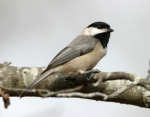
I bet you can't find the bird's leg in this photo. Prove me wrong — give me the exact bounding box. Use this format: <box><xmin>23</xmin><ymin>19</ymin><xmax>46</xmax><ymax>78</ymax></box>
<box><xmin>79</xmin><ymin>69</ymin><xmax>100</xmax><ymax>81</ymax></box>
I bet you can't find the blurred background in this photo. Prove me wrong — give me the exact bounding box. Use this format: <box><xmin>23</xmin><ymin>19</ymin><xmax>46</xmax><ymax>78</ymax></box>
<box><xmin>0</xmin><ymin>0</ymin><xmax>150</xmax><ymax>117</ymax></box>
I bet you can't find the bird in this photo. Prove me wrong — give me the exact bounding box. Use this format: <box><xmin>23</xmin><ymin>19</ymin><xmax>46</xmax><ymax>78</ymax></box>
<box><xmin>20</xmin><ymin>21</ymin><xmax>114</xmax><ymax>97</ymax></box>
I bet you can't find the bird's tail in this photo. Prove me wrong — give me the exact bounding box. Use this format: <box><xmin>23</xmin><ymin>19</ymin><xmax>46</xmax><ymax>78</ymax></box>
<box><xmin>19</xmin><ymin>70</ymin><xmax>53</xmax><ymax>98</ymax></box>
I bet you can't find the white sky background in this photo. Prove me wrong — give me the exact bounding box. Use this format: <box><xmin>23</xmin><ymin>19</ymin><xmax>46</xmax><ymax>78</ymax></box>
<box><xmin>0</xmin><ymin>0</ymin><xmax>150</xmax><ymax>116</ymax></box>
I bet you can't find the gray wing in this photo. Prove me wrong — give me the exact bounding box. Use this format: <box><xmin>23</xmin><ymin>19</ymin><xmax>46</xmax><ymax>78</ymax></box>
<box><xmin>41</xmin><ymin>35</ymin><xmax>97</xmax><ymax>74</ymax></box>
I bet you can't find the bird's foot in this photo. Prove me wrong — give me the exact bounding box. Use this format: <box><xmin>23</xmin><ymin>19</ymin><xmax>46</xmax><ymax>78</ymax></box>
<box><xmin>80</xmin><ymin>69</ymin><xmax>101</xmax><ymax>81</ymax></box>
<box><xmin>65</xmin><ymin>69</ymin><xmax>100</xmax><ymax>85</ymax></box>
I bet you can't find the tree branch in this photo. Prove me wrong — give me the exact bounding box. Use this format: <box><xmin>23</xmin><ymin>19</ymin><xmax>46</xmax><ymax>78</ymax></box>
<box><xmin>0</xmin><ymin>62</ymin><xmax>150</xmax><ymax>108</ymax></box>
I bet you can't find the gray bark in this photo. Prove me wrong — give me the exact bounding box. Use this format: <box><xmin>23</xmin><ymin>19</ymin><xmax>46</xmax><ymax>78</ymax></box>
<box><xmin>0</xmin><ymin>62</ymin><xmax>150</xmax><ymax>108</ymax></box>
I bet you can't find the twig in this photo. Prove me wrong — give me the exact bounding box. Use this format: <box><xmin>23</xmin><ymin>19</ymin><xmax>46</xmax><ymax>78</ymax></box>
<box><xmin>0</xmin><ymin>88</ymin><xmax>10</xmax><ymax>108</ymax></box>
<box><xmin>146</xmin><ymin>60</ymin><xmax>150</xmax><ymax>80</ymax></box>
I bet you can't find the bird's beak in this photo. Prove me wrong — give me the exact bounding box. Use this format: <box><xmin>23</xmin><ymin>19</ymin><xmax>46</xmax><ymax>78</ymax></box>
<box><xmin>107</xmin><ymin>28</ymin><xmax>114</xmax><ymax>33</ymax></box>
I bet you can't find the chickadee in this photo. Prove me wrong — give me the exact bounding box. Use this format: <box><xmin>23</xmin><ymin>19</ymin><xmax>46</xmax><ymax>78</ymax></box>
<box><xmin>20</xmin><ymin>22</ymin><xmax>114</xmax><ymax>97</ymax></box>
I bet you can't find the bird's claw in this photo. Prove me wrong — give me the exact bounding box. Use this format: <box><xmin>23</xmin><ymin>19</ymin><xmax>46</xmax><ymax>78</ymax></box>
<box><xmin>83</xmin><ymin>69</ymin><xmax>100</xmax><ymax>81</ymax></box>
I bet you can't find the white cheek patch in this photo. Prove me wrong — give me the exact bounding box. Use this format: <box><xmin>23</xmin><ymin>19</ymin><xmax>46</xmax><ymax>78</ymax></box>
<box><xmin>82</xmin><ymin>27</ymin><xmax>107</xmax><ymax>36</ymax></box>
